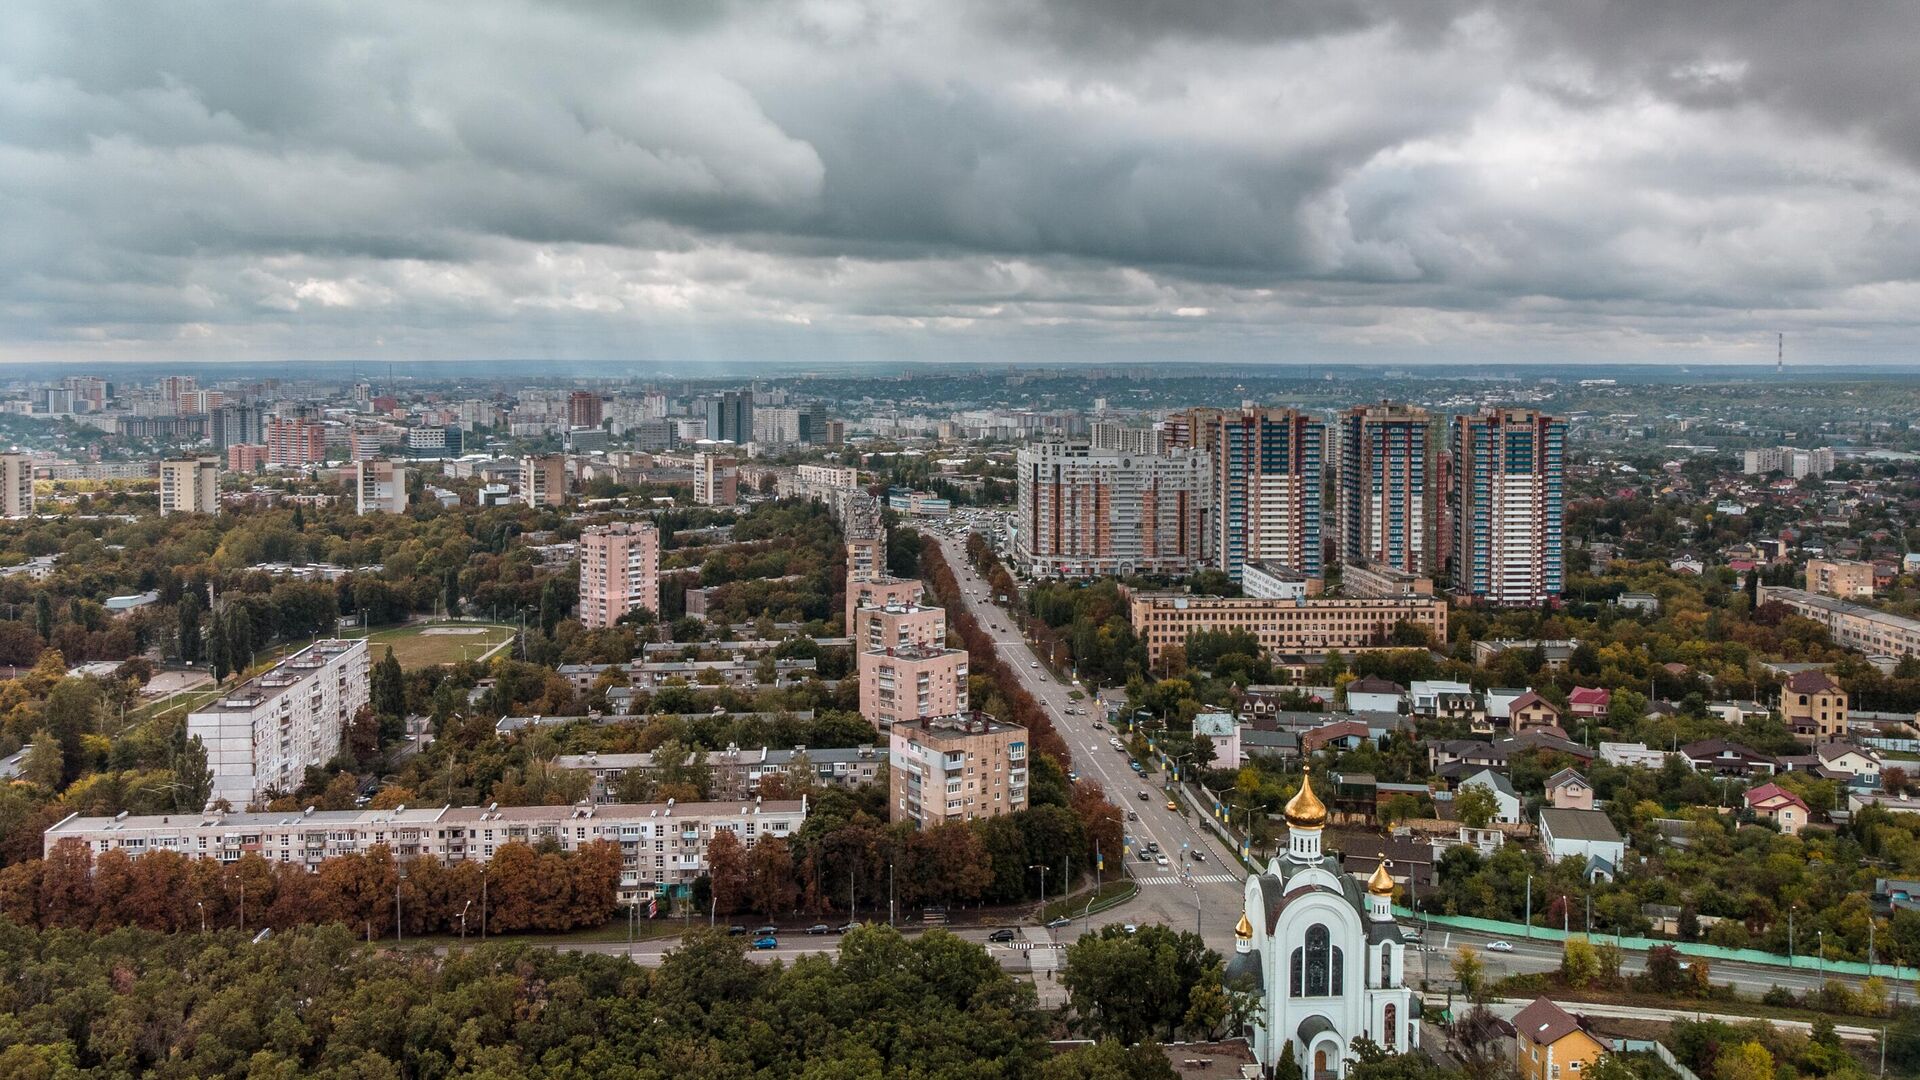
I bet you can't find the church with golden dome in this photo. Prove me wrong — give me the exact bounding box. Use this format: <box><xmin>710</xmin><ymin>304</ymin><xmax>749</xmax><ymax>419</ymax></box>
<box><xmin>1223</xmin><ymin>776</ymin><xmax>1419</xmax><ymax>1076</ymax></box>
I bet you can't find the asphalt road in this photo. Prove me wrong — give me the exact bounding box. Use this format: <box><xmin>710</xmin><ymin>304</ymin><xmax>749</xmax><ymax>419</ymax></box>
<box><xmin>929</xmin><ymin>530</ymin><xmax>1249</xmax><ymax>955</ymax></box>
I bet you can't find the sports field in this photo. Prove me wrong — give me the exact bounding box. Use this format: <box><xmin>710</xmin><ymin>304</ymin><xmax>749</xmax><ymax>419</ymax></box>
<box><xmin>356</xmin><ymin>623</ymin><xmax>518</xmax><ymax>668</ymax></box>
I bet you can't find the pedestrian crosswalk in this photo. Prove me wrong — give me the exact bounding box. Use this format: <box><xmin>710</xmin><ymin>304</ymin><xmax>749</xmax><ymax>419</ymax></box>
<box><xmin>1136</xmin><ymin>873</ymin><xmax>1238</xmax><ymax>886</ymax></box>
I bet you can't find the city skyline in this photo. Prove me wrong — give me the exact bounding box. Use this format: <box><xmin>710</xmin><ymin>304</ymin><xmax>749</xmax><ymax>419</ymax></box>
<box><xmin>9</xmin><ymin>3</ymin><xmax>1920</xmax><ymax>366</ymax></box>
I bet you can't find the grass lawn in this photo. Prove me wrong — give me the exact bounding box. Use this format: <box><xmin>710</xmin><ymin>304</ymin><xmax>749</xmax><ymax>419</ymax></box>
<box><xmin>1041</xmin><ymin>880</ymin><xmax>1138</xmax><ymax>923</ymax></box>
<box><xmin>409</xmin><ymin>917</ymin><xmax>687</xmax><ymax>948</ymax></box>
<box><xmin>353</xmin><ymin>623</ymin><xmax>518</xmax><ymax>668</ymax></box>
<box><xmin>130</xmin><ymin>686</ymin><xmax>224</xmax><ymax>726</ymax></box>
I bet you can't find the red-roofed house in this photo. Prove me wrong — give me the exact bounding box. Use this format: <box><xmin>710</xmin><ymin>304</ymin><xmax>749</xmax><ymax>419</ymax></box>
<box><xmin>1746</xmin><ymin>782</ymin><xmax>1810</xmax><ymax>836</ymax></box>
<box><xmin>1567</xmin><ymin>687</ymin><xmax>1610</xmax><ymax>721</ymax></box>
<box><xmin>1512</xmin><ymin>997</ymin><xmax>1608</xmax><ymax>1080</ymax></box>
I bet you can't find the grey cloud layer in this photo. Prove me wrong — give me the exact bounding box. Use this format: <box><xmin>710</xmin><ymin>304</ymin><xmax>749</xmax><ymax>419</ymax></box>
<box><xmin>3</xmin><ymin>0</ymin><xmax>1919</xmax><ymax>362</ymax></box>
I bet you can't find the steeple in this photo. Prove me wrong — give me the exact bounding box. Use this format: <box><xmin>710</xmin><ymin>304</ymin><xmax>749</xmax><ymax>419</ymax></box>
<box><xmin>1285</xmin><ymin>776</ymin><xmax>1327</xmax><ymax>863</ymax></box>
<box><xmin>1366</xmin><ymin>860</ymin><xmax>1394</xmax><ymax>922</ymax></box>
<box><xmin>1234</xmin><ymin>911</ymin><xmax>1253</xmax><ymax>954</ymax></box>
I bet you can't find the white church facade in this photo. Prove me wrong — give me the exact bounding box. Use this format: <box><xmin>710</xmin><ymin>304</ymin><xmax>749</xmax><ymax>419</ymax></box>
<box><xmin>1225</xmin><ymin>777</ymin><xmax>1419</xmax><ymax>1076</ymax></box>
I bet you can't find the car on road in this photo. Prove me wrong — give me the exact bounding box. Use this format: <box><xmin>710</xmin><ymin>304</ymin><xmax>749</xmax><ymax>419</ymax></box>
<box><xmin>1155</xmin><ymin>855</ymin><xmax>1170</xmax><ymax>866</ymax></box>
<box><xmin>752</xmin><ymin>936</ymin><xmax>778</xmax><ymax>950</ymax></box>
<box><xmin>1137</xmin><ymin>850</ymin><xmax>1154</xmax><ymax>862</ymax></box>
<box><xmin>1137</xmin><ymin>790</ymin><xmax>1150</xmax><ymax>800</ymax></box>
<box><xmin>1191</xmin><ymin>850</ymin><xmax>1206</xmax><ymax>862</ymax></box>
<box><xmin>1126</xmin><ymin>810</ymin><xmax>1137</xmax><ymax>820</ymax></box>
<box><xmin>1046</xmin><ymin>917</ymin><xmax>1071</xmax><ymax>929</ymax></box>
<box><xmin>1145</xmin><ymin>842</ymin><xmax>1159</xmax><ymax>853</ymax></box>
<box><xmin>1129</xmin><ymin>761</ymin><xmax>1143</xmax><ymax>772</ymax></box>
<box><xmin>726</xmin><ymin>925</ymin><xmax>748</xmax><ymax>935</ymax></box>
<box><xmin>1029</xmin><ymin>661</ymin><xmax>1039</xmax><ymax>669</ymax></box>
<box><xmin>756</xmin><ymin>925</ymin><xmax>777</xmax><ymax>937</ymax></box>
<box><xmin>834</xmin><ymin>923</ymin><xmax>857</xmax><ymax>933</ymax></box>
<box><xmin>1487</xmin><ymin>940</ymin><xmax>1513</xmax><ymax>952</ymax></box>
<box><xmin>1122</xmin><ymin>924</ymin><xmax>1138</xmax><ymax>934</ymax></box>
<box><xmin>987</xmin><ymin>929</ymin><xmax>1017</xmax><ymax>943</ymax></box>
<box><xmin>1067</xmin><ymin>770</ymin><xmax>1079</xmax><ymax>781</ymax></box>
<box><xmin>805</xmin><ymin>924</ymin><xmax>831</xmax><ymax>934</ymax></box>
<box><xmin>1165</xmin><ymin>800</ymin><xmax>1178</xmax><ymax>811</ymax></box>
<box><xmin>1091</xmin><ymin>720</ymin><xmax>1103</xmax><ymax>730</ymax></box>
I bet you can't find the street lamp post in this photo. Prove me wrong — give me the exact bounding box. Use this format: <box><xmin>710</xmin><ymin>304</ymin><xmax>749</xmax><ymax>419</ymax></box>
<box><xmin>197</xmin><ymin>900</ymin><xmax>205</xmax><ymax>934</ymax></box>
<box><xmin>1030</xmin><ymin>864</ymin><xmax>1050</xmax><ymax>923</ymax></box>
<box><xmin>460</xmin><ymin>900</ymin><xmax>472</xmax><ymax>942</ymax></box>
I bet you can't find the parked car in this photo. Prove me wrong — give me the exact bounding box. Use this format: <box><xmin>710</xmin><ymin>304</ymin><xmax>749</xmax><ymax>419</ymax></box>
<box><xmin>805</xmin><ymin>924</ymin><xmax>831</xmax><ymax>935</ymax></box>
<box><xmin>1067</xmin><ymin>771</ymin><xmax>1079</xmax><ymax>781</ymax></box>
<box><xmin>1487</xmin><ymin>940</ymin><xmax>1513</xmax><ymax>952</ymax></box>
<box><xmin>1047</xmin><ymin>917</ymin><xmax>1071</xmax><ymax>929</ymax></box>
<box><xmin>987</xmin><ymin>928</ymin><xmax>1016</xmax><ymax>943</ymax></box>
<box><xmin>1122</xmin><ymin>924</ymin><xmax>1138</xmax><ymax>934</ymax></box>
<box><xmin>726</xmin><ymin>925</ymin><xmax>748</xmax><ymax>935</ymax></box>
<box><xmin>834</xmin><ymin>923</ymin><xmax>856</xmax><ymax>933</ymax></box>
<box><xmin>752</xmin><ymin>936</ymin><xmax>778</xmax><ymax>950</ymax></box>
<box><xmin>756</xmin><ymin>925</ymin><xmax>777</xmax><ymax>937</ymax></box>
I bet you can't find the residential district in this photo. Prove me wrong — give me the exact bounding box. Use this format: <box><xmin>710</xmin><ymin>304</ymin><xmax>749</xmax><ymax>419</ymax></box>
<box><xmin>5</xmin><ymin>365</ymin><xmax>1920</xmax><ymax>1078</ymax></box>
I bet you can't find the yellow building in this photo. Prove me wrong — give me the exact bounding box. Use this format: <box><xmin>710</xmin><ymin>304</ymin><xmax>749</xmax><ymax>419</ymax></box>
<box><xmin>1781</xmin><ymin>670</ymin><xmax>1848</xmax><ymax>742</ymax></box>
<box><xmin>1512</xmin><ymin>997</ymin><xmax>1607</xmax><ymax>1080</ymax></box>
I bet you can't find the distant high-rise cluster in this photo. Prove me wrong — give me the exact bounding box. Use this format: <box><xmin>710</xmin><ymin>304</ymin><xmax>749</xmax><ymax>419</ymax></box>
<box><xmin>1014</xmin><ymin>400</ymin><xmax>1566</xmax><ymax>606</ymax></box>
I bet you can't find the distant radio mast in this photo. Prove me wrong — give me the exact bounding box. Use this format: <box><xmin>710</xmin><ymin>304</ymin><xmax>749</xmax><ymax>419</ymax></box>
<box><xmin>1777</xmin><ymin>332</ymin><xmax>1784</xmax><ymax>374</ymax></box>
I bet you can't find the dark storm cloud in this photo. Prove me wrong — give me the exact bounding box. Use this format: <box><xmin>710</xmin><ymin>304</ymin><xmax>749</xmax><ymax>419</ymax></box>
<box><xmin>2</xmin><ymin>0</ymin><xmax>1918</xmax><ymax>362</ymax></box>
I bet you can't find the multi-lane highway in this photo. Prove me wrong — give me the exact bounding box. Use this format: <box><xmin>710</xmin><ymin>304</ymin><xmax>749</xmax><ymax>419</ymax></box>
<box><xmin>928</xmin><ymin>531</ymin><xmax>1250</xmax><ymax>954</ymax></box>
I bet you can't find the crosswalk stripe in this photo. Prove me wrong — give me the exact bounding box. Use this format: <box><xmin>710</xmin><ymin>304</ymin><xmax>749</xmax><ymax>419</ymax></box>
<box><xmin>1135</xmin><ymin>873</ymin><xmax>1238</xmax><ymax>886</ymax></box>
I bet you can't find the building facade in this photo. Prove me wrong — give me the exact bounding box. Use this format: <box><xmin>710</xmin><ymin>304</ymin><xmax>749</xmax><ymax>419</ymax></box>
<box><xmin>567</xmin><ymin>391</ymin><xmax>604</xmax><ymax>430</ymax></box>
<box><xmin>1229</xmin><ymin>779</ymin><xmax>1416</xmax><ymax>1074</ymax></box>
<box><xmin>1013</xmin><ymin>442</ymin><xmax>1210</xmax><ymax>578</ymax></box>
<box><xmin>1213</xmin><ymin>407</ymin><xmax>1325</xmax><ymax>583</ymax></box>
<box><xmin>694</xmin><ymin>451</ymin><xmax>739</xmax><ymax>506</ymax></box>
<box><xmin>266</xmin><ymin>417</ymin><xmax>328</xmax><ymax>467</ymax></box>
<box><xmin>521</xmin><ymin>454</ymin><xmax>568</xmax><ymax>507</ymax></box>
<box><xmin>1807</xmin><ymin>558</ymin><xmax>1874</xmax><ymax>599</ymax></box>
<box><xmin>703</xmin><ymin>391</ymin><xmax>754</xmax><ymax>445</ymax></box>
<box><xmin>1338</xmin><ymin>403</ymin><xmax>1433</xmax><ymax>577</ymax></box>
<box><xmin>0</xmin><ymin>453</ymin><xmax>33</xmax><ymax>518</ymax></box>
<box><xmin>187</xmin><ymin>638</ymin><xmax>371</xmax><ymax>807</ymax></box>
<box><xmin>1448</xmin><ymin>408</ymin><xmax>1565</xmax><ymax>606</ymax></box>
<box><xmin>579</xmin><ymin>522</ymin><xmax>661</xmax><ymax>629</ymax></box>
<box><xmin>859</xmin><ymin>643</ymin><xmax>969</xmax><ymax>729</ymax></box>
<box><xmin>352</xmin><ymin>458</ymin><xmax>409</xmax><ymax>514</ymax></box>
<box><xmin>857</xmin><ymin>601</ymin><xmax>947</xmax><ymax>654</ymax></box>
<box><xmin>1758</xmin><ymin>586</ymin><xmax>1920</xmax><ymax>658</ymax></box>
<box><xmin>158</xmin><ymin>455</ymin><xmax>220</xmax><ymax>515</ymax></box>
<box><xmin>1129</xmin><ymin>592</ymin><xmax>1449</xmax><ymax>666</ymax></box>
<box><xmin>846</xmin><ymin>575</ymin><xmax>924</xmax><ymax>636</ymax></box>
<box><xmin>889</xmin><ymin>713</ymin><xmax>1028</xmax><ymax>827</ymax></box>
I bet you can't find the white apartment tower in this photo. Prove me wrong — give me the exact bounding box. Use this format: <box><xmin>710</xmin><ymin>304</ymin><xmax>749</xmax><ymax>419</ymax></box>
<box><xmin>159</xmin><ymin>455</ymin><xmax>221</xmax><ymax>515</ymax></box>
<box><xmin>0</xmin><ymin>453</ymin><xmax>33</xmax><ymax>518</ymax></box>
<box><xmin>187</xmin><ymin>638</ymin><xmax>371</xmax><ymax>807</ymax></box>
<box><xmin>353</xmin><ymin>458</ymin><xmax>410</xmax><ymax>514</ymax></box>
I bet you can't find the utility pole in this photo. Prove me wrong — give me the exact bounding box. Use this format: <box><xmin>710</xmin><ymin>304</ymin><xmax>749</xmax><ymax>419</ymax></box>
<box><xmin>888</xmin><ymin>862</ymin><xmax>895</xmax><ymax>929</ymax></box>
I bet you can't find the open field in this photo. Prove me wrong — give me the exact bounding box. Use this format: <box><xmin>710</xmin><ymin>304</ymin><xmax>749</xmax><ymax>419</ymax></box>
<box><xmin>353</xmin><ymin>622</ymin><xmax>518</xmax><ymax>668</ymax></box>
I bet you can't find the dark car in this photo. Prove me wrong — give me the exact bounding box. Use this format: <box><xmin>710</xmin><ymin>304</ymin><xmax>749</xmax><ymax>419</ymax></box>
<box><xmin>1046</xmin><ymin>917</ymin><xmax>1071</xmax><ymax>929</ymax></box>
<box><xmin>1137</xmin><ymin>850</ymin><xmax>1154</xmax><ymax>862</ymax></box>
<box><xmin>805</xmin><ymin>924</ymin><xmax>831</xmax><ymax>935</ymax></box>
<box><xmin>987</xmin><ymin>928</ymin><xmax>1017</xmax><ymax>943</ymax></box>
<box><xmin>726</xmin><ymin>925</ymin><xmax>748</xmax><ymax>935</ymax></box>
<box><xmin>756</xmin><ymin>925</ymin><xmax>777</xmax><ymax>937</ymax></box>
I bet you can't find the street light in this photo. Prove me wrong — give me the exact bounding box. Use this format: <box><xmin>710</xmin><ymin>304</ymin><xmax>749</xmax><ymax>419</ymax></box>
<box><xmin>460</xmin><ymin>899</ymin><xmax>473</xmax><ymax>942</ymax></box>
<box><xmin>1029</xmin><ymin>864</ymin><xmax>1050</xmax><ymax>923</ymax></box>
<box><xmin>196</xmin><ymin>900</ymin><xmax>205</xmax><ymax>934</ymax></box>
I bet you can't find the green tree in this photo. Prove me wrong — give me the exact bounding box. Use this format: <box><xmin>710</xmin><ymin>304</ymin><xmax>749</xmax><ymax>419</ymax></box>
<box><xmin>177</xmin><ymin>590</ymin><xmax>205</xmax><ymax>664</ymax></box>
<box><xmin>1275</xmin><ymin>1042</ymin><xmax>1303</xmax><ymax>1080</ymax></box>
<box><xmin>1714</xmin><ymin>1042</ymin><xmax>1773</xmax><ymax>1080</ymax></box>
<box><xmin>1560</xmin><ymin>935</ymin><xmax>1599</xmax><ymax>988</ymax></box>
<box><xmin>34</xmin><ymin>591</ymin><xmax>52</xmax><ymax>642</ymax></box>
<box><xmin>371</xmin><ymin>646</ymin><xmax>406</xmax><ymax>720</ymax></box>
<box><xmin>1454</xmin><ymin>784</ymin><xmax>1499</xmax><ymax>829</ymax></box>
<box><xmin>442</xmin><ymin>568</ymin><xmax>461</xmax><ymax>618</ymax></box>
<box><xmin>22</xmin><ymin>729</ymin><xmax>63</xmax><ymax>789</ymax></box>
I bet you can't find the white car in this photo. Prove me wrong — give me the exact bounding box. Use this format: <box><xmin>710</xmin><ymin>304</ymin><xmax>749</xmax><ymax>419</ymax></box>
<box><xmin>1155</xmin><ymin>855</ymin><xmax>1170</xmax><ymax>866</ymax></box>
<box><xmin>1486</xmin><ymin>940</ymin><xmax>1513</xmax><ymax>952</ymax></box>
<box><xmin>1122</xmin><ymin>924</ymin><xmax>1138</xmax><ymax>934</ymax></box>
<box><xmin>1029</xmin><ymin>661</ymin><xmax>1039</xmax><ymax>669</ymax></box>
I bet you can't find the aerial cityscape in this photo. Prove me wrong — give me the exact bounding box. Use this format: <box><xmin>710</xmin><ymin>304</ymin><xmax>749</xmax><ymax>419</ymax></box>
<box><xmin>9</xmin><ymin>2</ymin><xmax>1920</xmax><ymax>1079</ymax></box>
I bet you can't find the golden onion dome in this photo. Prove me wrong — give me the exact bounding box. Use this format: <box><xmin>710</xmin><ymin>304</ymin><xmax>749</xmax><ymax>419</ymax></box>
<box><xmin>1367</xmin><ymin>860</ymin><xmax>1395</xmax><ymax>896</ymax></box>
<box><xmin>1284</xmin><ymin>775</ymin><xmax>1327</xmax><ymax>829</ymax></box>
<box><xmin>1234</xmin><ymin>912</ymin><xmax>1253</xmax><ymax>939</ymax></box>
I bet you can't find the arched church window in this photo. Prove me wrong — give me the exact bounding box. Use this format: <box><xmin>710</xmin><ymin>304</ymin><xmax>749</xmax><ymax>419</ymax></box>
<box><xmin>1380</xmin><ymin>944</ymin><xmax>1391</xmax><ymax>987</ymax></box>
<box><xmin>1384</xmin><ymin>1004</ymin><xmax>1397</xmax><ymax>1048</ymax></box>
<box><xmin>1289</xmin><ymin>947</ymin><xmax>1303</xmax><ymax>996</ymax></box>
<box><xmin>1304</xmin><ymin>924</ymin><xmax>1342</xmax><ymax>996</ymax></box>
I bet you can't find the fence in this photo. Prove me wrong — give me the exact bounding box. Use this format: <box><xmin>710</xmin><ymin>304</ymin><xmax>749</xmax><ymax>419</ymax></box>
<box><xmin>1395</xmin><ymin>906</ymin><xmax>1919</xmax><ymax>981</ymax></box>
<box><xmin>1614</xmin><ymin>1039</ymin><xmax>1703</xmax><ymax>1080</ymax></box>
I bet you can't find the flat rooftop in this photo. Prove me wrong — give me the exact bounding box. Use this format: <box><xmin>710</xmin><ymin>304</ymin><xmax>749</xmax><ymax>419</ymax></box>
<box><xmin>191</xmin><ymin>638</ymin><xmax>365</xmax><ymax>714</ymax></box>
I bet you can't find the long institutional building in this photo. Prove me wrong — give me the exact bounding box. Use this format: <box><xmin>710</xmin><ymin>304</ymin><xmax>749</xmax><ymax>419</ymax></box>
<box><xmin>1129</xmin><ymin>591</ymin><xmax>1449</xmax><ymax>666</ymax></box>
<box><xmin>188</xmin><ymin>638</ymin><xmax>371</xmax><ymax>807</ymax></box>
<box><xmin>1759</xmin><ymin>586</ymin><xmax>1920</xmax><ymax>659</ymax></box>
<box><xmin>45</xmin><ymin>797</ymin><xmax>809</xmax><ymax>905</ymax></box>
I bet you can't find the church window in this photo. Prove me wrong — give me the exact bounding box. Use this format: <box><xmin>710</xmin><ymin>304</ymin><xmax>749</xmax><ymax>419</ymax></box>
<box><xmin>1384</xmin><ymin>1004</ymin><xmax>1396</xmax><ymax>1048</ymax></box>
<box><xmin>1302</xmin><ymin>924</ymin><xmax>1341</xmax><ymax>996</ymax></box>
<box><xmin>1289</xmin><ymin>947</ymin><xmax>1303</xmax><ymax>996</ymax></box>
<box><xmin>1380</xmin><ymin>945</ymin><xmax>1391</xmax><ymax>987</ymax></box>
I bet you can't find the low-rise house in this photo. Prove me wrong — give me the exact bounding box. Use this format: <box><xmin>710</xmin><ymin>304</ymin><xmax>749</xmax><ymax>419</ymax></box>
<box><xmin>1567</xmin><ymin>687</ymin><xmax>1610</xmax><ymax>720</ymax></box>
<box><xmin>1456</xmin><ymin>769</ymin><xmax>1523</xmax><ymax>824</ymax></box>
<box><xmin>1745</xmin><ymin>782</ymin><xmax>1810</xmax><ymax>835</ymax></box>
<box><xmin>1599</xmin><ymin>742</ymin><xmax>1668</xmax><ymax>769</ymax></box>
<box><xmin>1538</xmin><ymin>808</ymin><xmax>1626</xmax><ymax>879</ymax></box>
<box><xmin>1512</xmin><ymin>997</ymin><xmax>1609</xmax><ymax>1080</ymax></box>
<box><xmin>1680</xmin><ymin>739</ymin><xmax>1777</xmax><ymax>777</ymax></box>
<box><xmin>1545</xmin><ymin>768</ymin><xmax>1594</xmax><ymax>810</ymax></box>
<box><xmin>1343</xmin><ymin>675</ymin><xmax>1408</xmax><ymax>714</ymax></box>
<box><xmin>1612</xmin><ymin>592</ymin><xmax>1660</xmax><ymax>614</ymax></box>
<box><xmin>1782</xmin><ymin>670</ymin><xmax>1849</xmax><ymax>742</ymax></box>
<box><xmin>1507</xmin><ymin>691</ymin><xmax>1564</xmax><ymax>735</ymax></box>
<box><xmin>1409</xmin><ymin>680</ymin><xmax>1473</xmax><ymax>716</ymax></box>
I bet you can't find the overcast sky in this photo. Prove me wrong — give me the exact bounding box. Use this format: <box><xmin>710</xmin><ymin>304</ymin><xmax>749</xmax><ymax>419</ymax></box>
<box><xmin>7</xmin><ymin>0</ymin><xmax>1920</xmax><ymax>366</ymax></box>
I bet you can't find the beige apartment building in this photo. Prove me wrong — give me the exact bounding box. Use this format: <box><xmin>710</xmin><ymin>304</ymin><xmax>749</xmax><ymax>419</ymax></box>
<box><xmin>579</xmin><ymin>522</ymin><xmax>660</xmax><ymax>629</ymax></box>
<box><xmin>859</xmin><ymin>642</ymin><xmax>969</xmax><ymax>728</ymax></box>
<box><xmin>521</xmin><ymin>453</ymin><xmax>568</xmax><ymax>507</ymax></box>
<box><xmin>352</xmin><ymin>457</ymin><xmax>409</xmax><ymax>514</ymax></box>
<box><xmin>694</xmin><ymin>451</ymin><xmax>739</xmax><ymax>506</ymax></box>
<box><xmin>1807</xmin><ymin>558</ymin><xmax>1874</xmax><ymax>599</ymax></box>
<box><xmin>1781</xmin><ymin>670</ymin><xmax>1849</xmax><ymax>742</ymax></box>
<box><xmin>1128</xmin><ymin>591</ymin><xmax>1449</xmax><ymax>666</ymax></box>
<box><xmin>857</xmin><ymin>601</ymin><xmax>947</xmax><ymax>654</ymax></box>
<box><xmin>159</xmin><ymin>455</ymin><xmax>220</xmax><ymax>515</ymax></box>
<box><xmin>1</xmin><ymin>453</ymin><xmax>33</xmax><ymax>518</ymax></box>
<box><xmin>846</xmin><ymin>574</ymin><xmax>923</xmax><ymax>634</ymax></box>
<box><xmin>888</xmin><ymin>713</ymin><xmax>1028</xmax><ymax>827</ymax></box>
<box><xmin>1340</xmin><ymin>560</ymin><xmax>1435</xmax><ymax>599</ymax></box>
<box><xmin>44</xmin><ymin>797</ymin><xmax>808</xmax><ymax>907</ymax></box>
